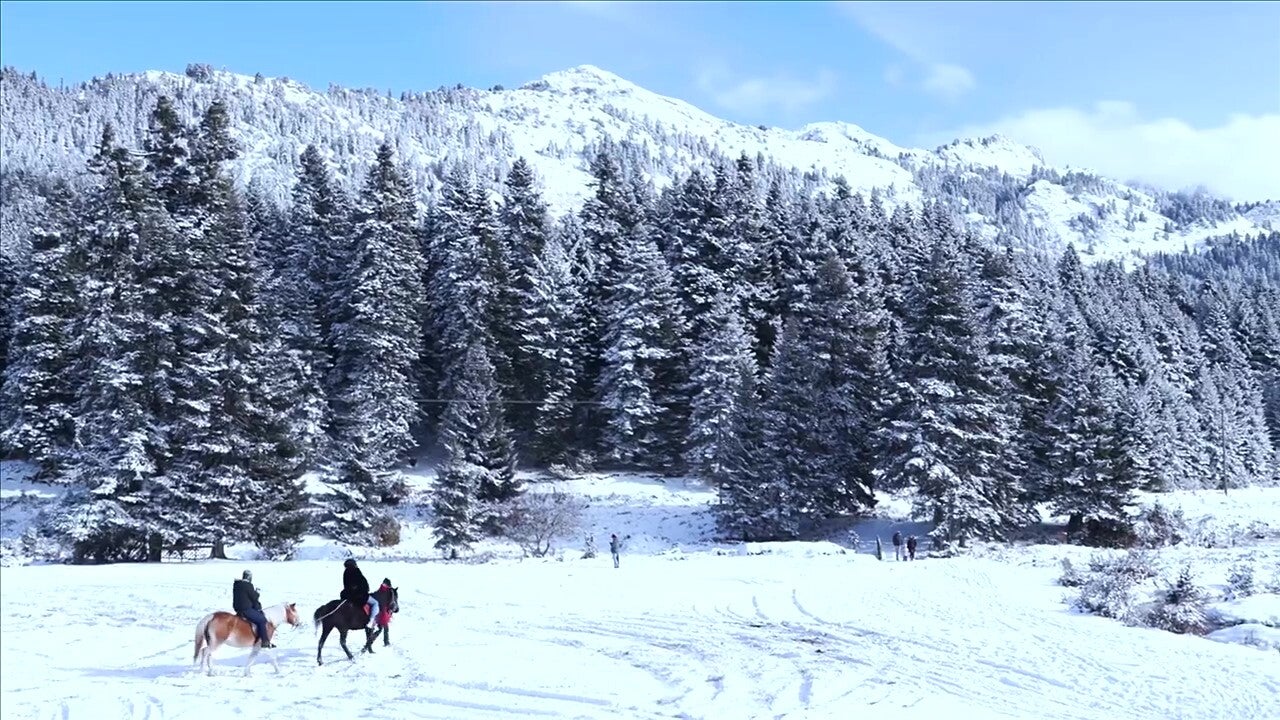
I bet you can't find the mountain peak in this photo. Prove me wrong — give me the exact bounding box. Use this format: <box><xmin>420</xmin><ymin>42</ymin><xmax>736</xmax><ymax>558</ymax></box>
<box><xmin>529</xmin><ymin>64</ymin><xmax>639</xmax><ymax>94</ymax></box>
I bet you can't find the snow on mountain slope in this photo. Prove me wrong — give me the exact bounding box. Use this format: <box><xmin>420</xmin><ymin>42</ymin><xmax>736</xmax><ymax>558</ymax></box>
<box><xmin>0</xmin><ymin>64</ymin><xmax>1271</xmax><ymax>265</ymax></box>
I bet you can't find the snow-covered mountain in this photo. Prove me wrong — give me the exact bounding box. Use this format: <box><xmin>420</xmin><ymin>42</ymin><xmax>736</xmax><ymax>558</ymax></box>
<box><xmin>0</xmin><ymin>63</ymin><xmax>1270</xmax><ymax>263</ymax></box>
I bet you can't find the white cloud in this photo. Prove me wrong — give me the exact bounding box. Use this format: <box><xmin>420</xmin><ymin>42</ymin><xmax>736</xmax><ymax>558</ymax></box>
<box><xmin>557</xmin><ymin>0</ymin><xmax>634</xmax><ymax>20</ymax></box>
<box><xmin>922</xmin><ymin>63</ymin><xmax>974</xmax><ymax>101</ymax></box>
<box><xmin>929</xmin><ymin>102</ymin><xmax>1280</xmax><ymax>201</ymax></box>
<box><xmin>883</xmin><ymin>63</ymin><xmax>906</xmax><ymax>87</ymax></box>
<box><xmin>697</xmin><ymin>67</ymin><xmax>838</xmax><ymax>117</ymax></box>
<box><xmin>839</xmin><ymin>1</ymin><xmax>976</xmax><ymax>99</ymax></box>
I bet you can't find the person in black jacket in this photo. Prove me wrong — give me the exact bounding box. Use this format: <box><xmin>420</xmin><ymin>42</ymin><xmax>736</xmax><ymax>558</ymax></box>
<box><xmin>342</xmin><ymin>559</ymin><xmax>378</xmax><ymax>629</ymax></box>
<box><xmin>892</xmin><ymin>530</ymin><xmax>903</xmax><ymax>561</ymax></box>
<box><xmin>232</xmin><ymin>570</ymin><xmax>274</xmax><ymax>648</ymax></box>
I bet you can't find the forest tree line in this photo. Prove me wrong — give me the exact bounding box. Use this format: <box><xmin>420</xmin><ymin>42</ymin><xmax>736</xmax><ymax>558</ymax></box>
<box><xmin>1</xmin><ymin>97</ymin><xmax>1277</xmax><ymax>561</ymax></box>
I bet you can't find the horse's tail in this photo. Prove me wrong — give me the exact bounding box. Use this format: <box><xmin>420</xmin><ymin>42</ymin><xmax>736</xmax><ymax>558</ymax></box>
<box><xmin>193</xmin><ymin>615</ymin><xmax>211</xmax><ymax>663</ymax></box>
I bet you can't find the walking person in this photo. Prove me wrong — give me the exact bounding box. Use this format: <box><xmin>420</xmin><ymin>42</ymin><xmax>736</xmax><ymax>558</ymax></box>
<box><xmin>891</xmin><ymin>530</ymin><xmax>903</xmax><ymax>561</ymax></box>
<box><xmin>906</xmin><ymin>535</ymin><xmax>918</xmax><ymax>561</ymax></box>
<box><xmin>609</xmin><ymin>533</ymin><xmax>621</xmax><ymax>569</ymax></box>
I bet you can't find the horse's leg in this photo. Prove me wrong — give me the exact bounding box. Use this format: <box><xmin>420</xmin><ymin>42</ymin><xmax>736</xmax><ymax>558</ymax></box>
<box><xmin>383</xmin><ymin>623</ymin><xmax>391</xmax><ymax>647</ymax></box>
<box><xmin>317</xmin><ymin>623</ymin><xmax>334</xmax><ymax>666</ymax></box>
<box><xmin>363</xmin><ymin>627</ymin><xmax>377</xmax><ymax>654</ymax></box>
<box><xmin>244</xmin><ymin>643</ymin><xmax>260</xmax><ymax>677</ymax></box>
<box><xmin>204</xmin><ymin>637</ymin><xmax>218</xmax><ymax>676</ymax></box>
<box><xmin>338</xmin><ymin>628</ymin><xmax>354</xmax><ymax>661</ymax></box>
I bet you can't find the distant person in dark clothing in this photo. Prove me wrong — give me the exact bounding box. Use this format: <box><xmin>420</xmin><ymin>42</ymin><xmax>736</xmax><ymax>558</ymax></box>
<box><xmin>906</xmin><ymin>535</ymin><xmax>918</xmax><ymax>561</ymax></box>
<box><xmin>892</xmin><ymin>530</ymin><xmax>903</xmax><ymax>561</ymax></box>
<box><xmin>233</xmin><ymin>569</ymin><xmax>273</xmax><ymax>648</ymax></box>
<box><xmin>610</xmin><ymin>533</ymin><xmax>620</xmax><ymax>568</ymax></box>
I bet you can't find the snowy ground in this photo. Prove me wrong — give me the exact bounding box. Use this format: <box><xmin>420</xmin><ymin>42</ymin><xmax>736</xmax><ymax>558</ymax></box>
<box><xmin>3</xmin><ymin>464</ymin><xmax>1280</xmax><ymax>719</ymax></box>
<box><xmin>4</xmin><ymin>550</ymin><xmax>1279</xmax><ymax>720</ymax></box>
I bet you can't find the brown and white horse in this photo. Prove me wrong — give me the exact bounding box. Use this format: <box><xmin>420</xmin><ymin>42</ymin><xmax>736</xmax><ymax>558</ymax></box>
<box><xmin>193</xmin><ymin>602</ymin><xmax>301</xmax><ymax>676</ymax></box>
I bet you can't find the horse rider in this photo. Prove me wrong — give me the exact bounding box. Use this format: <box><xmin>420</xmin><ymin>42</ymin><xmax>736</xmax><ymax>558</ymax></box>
<box><xmin>342</xmin><ymin>559</ymin><xmax>378</xmax><ymax>629</ymax></box>
<box><xmin>233</xmin><ymin>569</ymin><xmax>274</xmax><ymax>648</ymax></box>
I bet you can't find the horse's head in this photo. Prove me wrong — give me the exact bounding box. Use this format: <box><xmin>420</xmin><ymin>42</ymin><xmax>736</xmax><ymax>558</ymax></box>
<box><xmin>283</xmin><ymin>602</ymin><xmax>302</xmax><ymax>627</ymax></box>
<box><xmin>390</xmin><ymin>587</ymin><xmax>400</xmax><ymax>614</ymax></box>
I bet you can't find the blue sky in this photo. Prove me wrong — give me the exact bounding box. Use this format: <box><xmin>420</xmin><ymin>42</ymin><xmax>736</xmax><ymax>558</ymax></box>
<box><xmin>1</xmin><ymin>1</ymin><xmax>1278</xmax><ymax>199</ymax></box>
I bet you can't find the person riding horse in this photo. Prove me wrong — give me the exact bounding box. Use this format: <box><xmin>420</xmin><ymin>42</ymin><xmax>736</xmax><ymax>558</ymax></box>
<box><xmin>342</xmin><ymin>559</ymin><xmax>378</xmax><ymax>629</ymax></box>
<box><xmin>232</xmin><ymin>570</ymin><xmax>274</xmax><ymax>648</ymax></box>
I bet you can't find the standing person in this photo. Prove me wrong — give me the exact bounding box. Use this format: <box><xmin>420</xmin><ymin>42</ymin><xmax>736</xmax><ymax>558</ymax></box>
<box><xmin>609</xmin><ymin>533</ymin><xmax>621</xmax><ymax>569</ymax></box>
<box><xmin>891</xmin><ymin>530</ymin><xmax>903</xmax><ymax>561</ymax></box>
<box><xmin>906</xmin><ymin>535</ymin><xmax>918</xmax><ymax>561</ymax></box>
<box><xmin>233</xmin><ymin>570</ymin><xmax>274</xmax><ymax>648</ymax></box>
<box><xmin>341</xmin><ymin>558</ymin><xmax>378</xmax><ymax>629</ymax></box>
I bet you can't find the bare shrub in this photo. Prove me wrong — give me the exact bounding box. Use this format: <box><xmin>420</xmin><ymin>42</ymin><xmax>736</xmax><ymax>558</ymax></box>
<box><xmin>371</xmin><ymin>514</ymin><xmax>402</xmax><ymax>547</ymax></box>
<box><xmin>494</xmin><ymin>489</ymin><xmax>585</xmax><ymax>558</ymax></box>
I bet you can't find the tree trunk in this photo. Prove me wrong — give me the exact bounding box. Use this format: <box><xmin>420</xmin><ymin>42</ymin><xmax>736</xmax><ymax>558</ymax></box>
<box><xmin>147</xmin><ymin>532</ymin><xmax>163</xmax><ymax>563</ymax></box>
<box><xmin>1066</xmin><ymin>512</ymin><xmax>1084</xmax><ymax>536</ymax></box>
<box><xmin>210</xmin><ymin>538</ymin><xmax>227</xmax><ymax>560</ymax></box>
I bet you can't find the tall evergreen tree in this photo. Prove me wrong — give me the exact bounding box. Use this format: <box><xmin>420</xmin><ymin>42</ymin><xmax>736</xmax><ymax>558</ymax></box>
<box><xmin>524</xmin><ymin>225</ymin><xmax>585</xmax><ymax>465</ymax></box>
<box><xmin>54</xmin><ymin>126</ymin><xmax>173</xmax><ymax>561</ymax></box>
<box><xmin>436</xmin><ymin>339</ymin><xmax>517</xmax><ymax>503</ymax></box>
<box><xmin>0</xmin><ymin>184</ymin><xmax>81</xmax><ymax>473</ymax></box>
<box><xmin>598</xmin><ymin>223</ymin><xmax>685</xmax><ymax>467</ymax></box>
<box><xmin>498</xmin><ymin>157</ymin><xmax>549</xmax><ymax>434</ymax></box>
<box><xmin>685</xmin><ymin>292</ymin><xmax>756</xmax><ymax>479</ymax></box>
<box><xmin>327</xmin><ymin>143</ymin><xmax>424</xmax><ymax>533</ymax></box>
<box><xmin>881</xmin><ymin>224</ymin><xmax>1028</xmax><ymax>545</ymax></box>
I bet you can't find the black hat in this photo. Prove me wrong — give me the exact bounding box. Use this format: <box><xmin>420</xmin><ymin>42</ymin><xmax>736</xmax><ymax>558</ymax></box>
<box><xmin>344</xmin><ymin>558</ymin><xmax>357</xmax><ymax>567</ymax></box>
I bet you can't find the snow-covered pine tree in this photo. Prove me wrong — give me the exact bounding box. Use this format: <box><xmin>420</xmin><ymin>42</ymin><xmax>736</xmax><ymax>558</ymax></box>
<box><xmin>524</xmin><ymin>223</ymin><xmax>585</xmax><ymax>465</ymax></box>
<box><xmin>184</xmin><ymin>102</ymin><xmax>306</xmax><ymax>552</ymax></box>
<box><xmin>575</xmin><ymin>143</ymin><xmax>641</xmax><ymax>452</ymax></box>
<box><xmin>1043</xmin><ymin>324</ymin><xmax>1142</xmax><ymax>537</ymax></box>
<box><xmin>496</xmin><ymin>157</ymin><xmax>548</xmax><ymax>434</ymax></box>
<box><xmin>139</xmin><ymin>97</ymin><xmax>226</xmax><ymax>547</ymax></box>
<box><xmin>53</xmin><ymin>126</ymin><xmax>173</xmax><ymax>561</ymax></box>
<box><xmin>598</xmin><ymin>222</ymin><xmax>686</xmax><ymax>467</ymax></box>
<box><xmin>241</xmin><ymin>187</ymin><xmax>311</xmax><ymax>551</ymax></box>
<box><xmin>436</xmin><ymin>338</ymin><xmax>517</xmax><ymax>505</ymax></box>
<box><xmin>685</xmin><ymin>291</ymin><xmax>756</xmax><ymax>479</ymax></box>
<box><xmin>781</xmin><ymin>248</ymin><xmax>878</xmax><ymax>517</ymax></box>
<box><xmin>431</xmin><ymin>460</ymin><xmax>484</xmax><ymax>559</ymax></box>
<box><xmin>664</xmin><ymin>169</ymin><xmax>728</xmax><ymax>348</ymax></box>
<box><xmin>1195</xmin><ymin>284</ymin><xmax>1273</xmax><ymax>489</ymax></box>
<box><xmin>0</xmin><ymin>183</ymin><xmax>81</xmax><ymax>475</ymax></box>
<box><xmin>246</xmin><ymin>186</ymin><xmax>328</xmax><ymax>470</ymax></box>
<box><xmin>289</xmin><ymin>144</ymin><xmax>352</xmax><ymax>443</ymax></box>
<box><xmin>826</xmin><ymin>244</ymin><xmax>895</xmax><ymax>502</ymax></box>
<box><xmin>711</xmin><ymin>350</ymin><xmax>768</xmax><ymax>541</ymax></box>
<box><xmin>748</xmin><ymin>319</ymin><xmax>814</xmax><ymax>539</ymax></box>
<box><xmin>0</xmin><ymin>252</ymin><xmax>16</xmax><ymax>407</ymax></box>
<box><xmin>326</xmin><ymin>143</ymin><xmax>423</xmax><ymax>538</ymax></box>
<box><xmin>273</xmin><ymin>147</ymin><xmax>346</xmax><ymax>462</ymax></box>
<box><xmin>880</xmin><ymin>214</ymin><xmax>1028</xmax><ymax>546</ymax></box>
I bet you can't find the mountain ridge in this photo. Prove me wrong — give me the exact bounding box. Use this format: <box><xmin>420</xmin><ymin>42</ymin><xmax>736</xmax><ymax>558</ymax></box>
<box><xmin>0</xmin><ymin>62</ymin><xmax>1271</xmax><ymax>263</ymax></box>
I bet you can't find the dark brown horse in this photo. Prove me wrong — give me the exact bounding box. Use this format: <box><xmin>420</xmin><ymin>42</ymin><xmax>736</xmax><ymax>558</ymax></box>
<box><xmin>313</xmin><ymin>584</ymin><xmax>399</xmax><ymax>665</ymax></box>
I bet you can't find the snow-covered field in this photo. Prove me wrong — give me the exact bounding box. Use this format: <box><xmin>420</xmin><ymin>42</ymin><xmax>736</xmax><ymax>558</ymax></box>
<box><xmin>3</xmin><ymin>465</ymin><xmax>1280</xmax><ymax>719</ymax></box>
